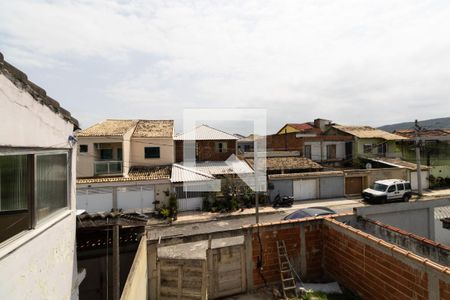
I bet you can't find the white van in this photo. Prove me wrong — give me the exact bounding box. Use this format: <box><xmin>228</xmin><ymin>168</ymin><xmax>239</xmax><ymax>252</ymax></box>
<box><xmin>362</xmin><ymin>179</ymin><xmax>412</xmax><ymax>203</ymax></box>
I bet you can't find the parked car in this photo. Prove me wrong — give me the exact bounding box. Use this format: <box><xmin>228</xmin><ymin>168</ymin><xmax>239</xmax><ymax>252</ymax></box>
<box><xmin>362</xmin><ymin>179</ymin><xmax>412</xmax><ymax>204</ymax></box>
<box><xmin>283</xmin><ymin>207</ymin><xmax>336</xmax><ymax>220</ymax></box>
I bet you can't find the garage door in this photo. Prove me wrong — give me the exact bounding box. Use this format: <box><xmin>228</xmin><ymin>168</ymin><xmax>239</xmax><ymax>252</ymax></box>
<box><xmin>320</xmin><ymin>176</ymin><xmax>344</xmax><ymax>199</ymax></box>
<box><xmin>293</xmin><ymin>179</ymin><xmax>317</xmax><ymax>200</ymax></box>
<box><xmin>177</xmin><ymin>197</ymin><xmax>203</xmax><ymax>211</ymax></box>
<box><xmin>77</xmin><ymin>187</ymin><xmax>113</xmax><ymax>213</ymax></box>
<box><xmin>345</xmin><ymin>177</ymin><xmax>363</xmax><ymax>195</ymax></box>
<box><xmin>117</xmin><ymin>185</ymin><xmax>155</xmax><ymax>212</ymax></box>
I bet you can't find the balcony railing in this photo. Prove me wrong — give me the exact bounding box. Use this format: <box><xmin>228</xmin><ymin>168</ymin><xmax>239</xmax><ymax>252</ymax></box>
<box><xmin>94</xmin><ymin>161</ymin><xmax>122</xmax><ymax>175</ymax></box>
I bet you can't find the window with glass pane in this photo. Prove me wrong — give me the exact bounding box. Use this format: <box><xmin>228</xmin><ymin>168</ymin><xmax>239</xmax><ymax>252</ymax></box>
<box><xmin>36</xmin><ymin>154</ymin><xmax>68</xmax><ymax>221</ymax></box>
<box><xmin>0</xmin><ymin>155</ymin><xmax>30</xmax><ymax>243</ymax></box>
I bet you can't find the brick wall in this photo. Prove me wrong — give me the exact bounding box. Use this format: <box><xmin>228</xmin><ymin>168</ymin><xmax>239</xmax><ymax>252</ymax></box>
<box><xmin>440</xmin><ymin>280</ymin><xmax>450</xmax><ymax>300</ymax></box>
<box><xmin>249</xmin><ymin>220</ymin><xmax>323</xmax><ymax>287</ymax></box>
<box><xmin>267</xmin><ymin>133</ymin><xmax>353</xmax><ymax>152</ymax></box>
<box><xmin>175</xmin><ymin>140</ymin><xmax>236</xmax><ymax>162</ymax></box>
<box><xmin>323</xmin><ymin>223</ymin><xmax>429</xmax><ymax>299</ymax></box>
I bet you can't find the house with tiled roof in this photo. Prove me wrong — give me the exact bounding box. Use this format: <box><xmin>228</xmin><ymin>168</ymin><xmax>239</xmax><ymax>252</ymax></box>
<box><xmin>76</xmin><ymin>119</ymin><xmax>175</xmax><ymax>213</ymax></box>
<box><xmin>393</xmin><ymin>128</ymin><xmax>450</xmax><ymax>183</ymax></box>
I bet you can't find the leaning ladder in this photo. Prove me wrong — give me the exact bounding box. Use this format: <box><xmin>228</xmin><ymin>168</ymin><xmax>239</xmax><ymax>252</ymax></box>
<box><xmin>276</xmin><ymin>240</ymin><xmax>299</xmax><ymax>299</ymax></box>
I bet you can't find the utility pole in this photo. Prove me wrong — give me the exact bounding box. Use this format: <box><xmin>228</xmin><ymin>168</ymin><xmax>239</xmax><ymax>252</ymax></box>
<box><xmin>255</xmin><ymin>191</ymin><xmax>259</xmax><ymax>224</ymax></box>
<box><xmin>415</xmin><ymin>120</ymin><xmax>423</xmax><ymax>198</ymax></box>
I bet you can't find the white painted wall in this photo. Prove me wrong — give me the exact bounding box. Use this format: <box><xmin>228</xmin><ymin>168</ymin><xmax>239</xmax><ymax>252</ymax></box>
<box><xmin>0</xmin><ymin>74</ymin><xmax>74</xmax><ymax>148</ymax></box>
<box><xmin>410</xmin><ymin>170</ymin><xmax>430</xmax><ymax>190</ymax></box>
<box><xmin>304</xmin><ymin>141</ymin><xmax>346</xmax><ymax>161</ymax></box>
<box><xmin>0</xmin><ymin>72</ymin><xmax>79</xmax><ymax>299</ymax></box>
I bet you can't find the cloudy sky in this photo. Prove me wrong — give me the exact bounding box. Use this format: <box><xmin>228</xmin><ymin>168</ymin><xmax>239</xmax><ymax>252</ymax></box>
<box><xmin>1</xmin><ymin>0</ymin><xmax>449</xmax><ymax>134</ymax></box>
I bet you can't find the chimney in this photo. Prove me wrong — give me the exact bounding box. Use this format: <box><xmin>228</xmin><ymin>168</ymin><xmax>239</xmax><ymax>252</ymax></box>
<box><xmin>314</xmin><ymin>118</ymin><xmax>332</xmax><ymax>132</ymax></box>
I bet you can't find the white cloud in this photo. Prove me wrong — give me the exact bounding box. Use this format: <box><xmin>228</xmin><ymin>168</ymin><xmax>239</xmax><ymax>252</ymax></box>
<box><xmin>1</xmin><ymin>0</ymin><xmax>450</xmax><ymax>131</ymax></box>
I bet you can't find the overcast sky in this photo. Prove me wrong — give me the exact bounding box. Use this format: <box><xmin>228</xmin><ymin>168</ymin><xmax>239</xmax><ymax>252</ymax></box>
<box><xmin>1</xmin><ymin>0</ymin><xmax>449</xmax><ymax>134</ymax></box>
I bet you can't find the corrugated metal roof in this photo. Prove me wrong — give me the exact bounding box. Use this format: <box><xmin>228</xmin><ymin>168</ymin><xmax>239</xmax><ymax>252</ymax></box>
<box><xmin>247</xmin><ymin>156</ymin><xmax>323</xmax><ymax>171</ymax></box>
<box><xmin>174</xmin><ymin>124</ymin><xmax>238</xmax><ymax>140</ymax></box>
<box><xmin>367</xmin><ymin>157</ymin><xmax>430</xmax><ymax>171</ymax></box>
<box><xmin>434</xmin><ymin>206</ymin><xmax>450</xmax><ymax>220</ymax></box>
<box><xmin>77</xmin><ymin>166</ymin><xmax>171</xmax><ymax>184</ymax></box>
<box><xmin>333</xmin><ymin>125</ymin><xmax>406</xmax><ymax>140</ymax></box>
<box><xmin>268</xmin><ymin>171</ymin><xmax>344</xmax><ymax>180</ymax></box>
<box><xmin>170</xmin><ymin>164</ymin><xmax>215</xmax><ymax>183</ymax></box>
<box><xmin>78</xmin><ymin>120</ymin><xmax>137</xmax><ymax>137</ymax></box>
<box><xmin>132</xmin><ymin>120</ymin><xmax>174</xmax><ymax>138</ymax></box>
<box><xmin>191</xmin><ymin>160</ymin><xmax>254</xmax><ymax>175</ymax></box>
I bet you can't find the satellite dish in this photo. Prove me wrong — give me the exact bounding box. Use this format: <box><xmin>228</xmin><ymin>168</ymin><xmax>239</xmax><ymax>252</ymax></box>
<box><xmin>365</xmin><ymin>163</ymin><xmax>372</xmax><ymax>169</ymax></box>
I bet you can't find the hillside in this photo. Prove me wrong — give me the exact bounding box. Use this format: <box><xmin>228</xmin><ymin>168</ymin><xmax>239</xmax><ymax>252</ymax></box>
<box><xmin>378</xmin><ymin>117</ymin><xmax>450</xmax><ymax>132</ymax></box>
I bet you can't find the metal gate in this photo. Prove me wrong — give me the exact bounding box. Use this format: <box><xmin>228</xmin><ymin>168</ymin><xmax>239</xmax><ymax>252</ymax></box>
<box><xmin>345</xmin><ymin>176</ymin><xmax>363</xmax><ymax>195</ymax></box>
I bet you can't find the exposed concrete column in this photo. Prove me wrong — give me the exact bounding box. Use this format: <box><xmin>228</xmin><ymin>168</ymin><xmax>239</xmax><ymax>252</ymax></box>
<box><xmin>427</xmin><ymin>271</ymin><xmax>439</xmax><ymax>300</ymax></box>
<box><xmin>112</xmin><ymin>221</ymin><xmax>120</xmax><ymax>300</ymax></box>
<box><xmin>113</xmin><ymin>187</ymin><xmax>118</xmax><ymax>210</ymax></box>
<box><xmin>148</xmin><ymin>242</ymin><xmax>158</xmax><ymax>300</ymax></box>
<box><xmin>244</xmin><ymin>228</ymin><xmax>254</xmax><ymax>292</ymax></box>
<box><xmin>428</xmin><ymin>207</ymin><xmax>435</xmax><ymax>241</ymax></box>
<box><xmin>300</xmin><ymin>225</ymin><xmax>307</xmax><ymax>277</ymax></box>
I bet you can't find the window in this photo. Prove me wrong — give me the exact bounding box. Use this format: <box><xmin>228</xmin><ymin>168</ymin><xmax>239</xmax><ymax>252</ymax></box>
<box><xmin>79</xmin><ymin>145</ymin><xmax>88</xmax><ymax>153</ymax></box>
<box><xmin>215</xmin><ymin>142</ymin><xmax>227</xmax><ymax>153</ymax></box>
<box><xmin>0</xmin><ymin>151</ymin><xmax>69</xmax><ymax>243</ymax></box>
<box><xmin>304</xmin><ymin>145</ymin><xmax>312</xmax><ymax>159</ymax></box>
<box><xmin>377</xmin><ymin>143</ymin><xmax>387</xmax><ymax>155</ymax></box>
<box><xmin>397</xmin><ymin>183</ymin><xmax>404</xmax><ymax>191</ymax></box>
<box><xmin>117</xmin><ymin>148</ymin><xmax>123</xmax><ymax>161</ymax></box>
<box><xmin>405</xmin><ymin>183</ymin><xmax>411</xmax><ymax>190</ymax></box>
<box><xmin>145</xmin><ymin>147</ymin><xmax>160</xmax><ymax>159</ymax></box>
<box><xmin>100</xmin><ymin>149</ymin><xmax>113</xmax><ymax>160</ymax></box>
<box><xmin>363</xmin><ymin>144</ymin><xmax>372</xmax><ymax>153</ymax></box>
<box><xmin>326</xmin><ymin>144</ymin><xmax>337</xmax><ymax>160</ymax></box>
<box><xmin>387</xmin><ymin>185</ymin><xmax>396</xmax><ymax>192</ymax></box>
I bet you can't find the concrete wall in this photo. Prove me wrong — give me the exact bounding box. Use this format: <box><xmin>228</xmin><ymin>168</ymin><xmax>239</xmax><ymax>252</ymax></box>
<box><xmin>355</xmin><ymin>198</ymin><xmax>450</xmax><ymax>244</ymax></box>
<box><xmin>130</xmin><ymin>137</ymin><xmax>174</xmax><ymax>167</ymax></box>
<box><xmin>0</xmin><ymin>73</ymin><xmax>78</xmax><ymax>299</ymax></box>
<box><xmin>121</xmin><ymin>237</ymin><xmax>147</xmax><ymax>300</ymax></box>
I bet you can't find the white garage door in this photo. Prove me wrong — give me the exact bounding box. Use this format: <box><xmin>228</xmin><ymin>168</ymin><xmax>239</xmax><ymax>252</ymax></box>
<box><xmin>293</xmin><ymin>179</ymin><xmax>317</xmax><ymax>200</ymax></box>
<box><xmin>177</xmin><ymin>197</ymin><xmax>203</xmax><ymax>211</ymax></box>
<box><xmin>411</xmin><ymin>171</ymin><xmax>429</xmax><ymax>190</ymax></box>
<box><xmin>77</xmin><ymin>187</ymin><xmax>113</xmax><ymax>213</ymax></box>
<box><xmin>117</xmin><ymin>185</ymin><xmax>155</xmax><ymax>212</ymax></box>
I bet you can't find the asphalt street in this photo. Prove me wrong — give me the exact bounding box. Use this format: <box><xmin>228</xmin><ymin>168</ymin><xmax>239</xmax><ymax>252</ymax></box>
<box><xmin>147</xmin><ymin>200</ymin><xmax>365</xmax><ymax>241</ymax></box>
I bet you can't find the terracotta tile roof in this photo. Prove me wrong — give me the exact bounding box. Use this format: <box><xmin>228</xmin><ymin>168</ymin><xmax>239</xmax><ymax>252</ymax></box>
<box><xmin>394</xmin><ymin>129</ymin><xmax>450</xmax><ymax>139</ymax></box>
<box><xmin>277</xmin><ymin>123</ymin><xmax>320</xmax><ymax>134</ymax></box>
<box><xmin>246</xmin><ymin>156</ymin><xmax>323</xmax><ymax>171</ymax></box>
<box><xmin>132</xmin><ymin>120</ymin><xmax>174</xmax><ymax>138</ymax></box>
<box><xmin>77</xmin><ymin>166</ymin><xmax>171</xmax><ymax>184</ymax></box>
<box><xmin>333</xmin><ymin>125</ymin><xmax>406</xmax><ymax>140</ymax></box>
<box><xmin>77</xmin><ymin>120</ymin><xmax>137</xmax><ymax>137</ymax></box>
<box><xmin>174</xmin><ymin>124</ymin><xmax>238</xmax><ymax>140</ymax></box>
<box><xmin>0</xmin><ymin>52</ymin><xmax>79</xmax><ymax>127</ymax></box>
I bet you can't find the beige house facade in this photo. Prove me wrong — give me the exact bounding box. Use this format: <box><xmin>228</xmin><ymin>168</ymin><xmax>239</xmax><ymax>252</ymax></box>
<box><xmin>76</xmin><ymin>119</ymin><xmax>174</xmax><ymax>178</ymax></box>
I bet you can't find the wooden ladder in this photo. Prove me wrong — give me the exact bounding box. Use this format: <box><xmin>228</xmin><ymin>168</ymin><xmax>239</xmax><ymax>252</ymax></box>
<box><xmin>276</xmin><ymin>240</ymin><xmax>298</xmax><ymax>299</ymax></box>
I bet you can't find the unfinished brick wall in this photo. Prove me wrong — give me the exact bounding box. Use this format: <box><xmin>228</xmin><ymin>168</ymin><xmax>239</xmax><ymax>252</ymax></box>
<box><xmin>175</xmin><ymin>140</ymin><xmax>236</xmax><ymax>162</ymax></box>
<box><xmin>250</xmin><ymin>220</ymin><xmax>323</xmax><ymax>287</ymax></box>
<box><xmin>440</xmin><ymin>280</ymin><xmax>450</xmax><ymax>300</ymax></box>
<box><xmin>323</xmin><ymin>222</ymin><xmax>429</xmax><ymax>300</ymax></box>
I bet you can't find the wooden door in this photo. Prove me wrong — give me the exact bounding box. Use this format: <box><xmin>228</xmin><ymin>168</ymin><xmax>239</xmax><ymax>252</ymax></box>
<box><xmin>209</xmin><ymin>245</ymin><xmax>246</xmax><ymax>299</ymax></box>
<box><xmin>345</xmin><ymin>177</ymin><xmax>363</xmax><ymax>195</ymax></box>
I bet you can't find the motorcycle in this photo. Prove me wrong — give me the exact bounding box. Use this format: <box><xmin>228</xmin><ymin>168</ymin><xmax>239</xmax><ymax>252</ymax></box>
<box><xmin>272</xmin><ymin>193</ymin><xmax>294</xmax><ymax>208</ymax></box>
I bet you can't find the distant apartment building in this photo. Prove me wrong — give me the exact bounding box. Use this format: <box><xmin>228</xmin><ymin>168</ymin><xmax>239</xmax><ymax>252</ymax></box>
<box><xmin>0</xmin><ymin>53</ymin><xmax>82</xmax><ymax>299</ymax></box>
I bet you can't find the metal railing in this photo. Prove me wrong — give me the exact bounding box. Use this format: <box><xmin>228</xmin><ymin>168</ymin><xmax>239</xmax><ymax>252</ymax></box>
<box><xmin>94</xmin><ymin>161</ymin><xmax>122</xmax><ymax>175</ymax></box>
